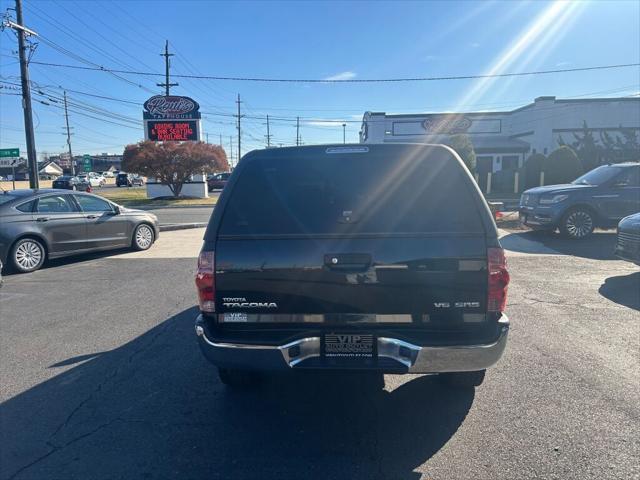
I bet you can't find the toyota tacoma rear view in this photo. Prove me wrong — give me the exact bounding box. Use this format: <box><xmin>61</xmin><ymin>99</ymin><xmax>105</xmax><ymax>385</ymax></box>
<box><xmin>195</xmin><ymin>144</ymin><xmax>510</xmax><ymax>388</ymax></box>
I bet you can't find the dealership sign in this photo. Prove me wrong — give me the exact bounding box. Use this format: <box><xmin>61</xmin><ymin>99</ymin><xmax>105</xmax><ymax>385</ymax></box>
<box><xmin>143</xmin><ymin>95</ymin><xmax>201</xmax><ymax>141</ymax></box>
<box><xmin>422</xmin><ymin>116</ymin><xmax>472</xmax><ymax>134</ymax></box>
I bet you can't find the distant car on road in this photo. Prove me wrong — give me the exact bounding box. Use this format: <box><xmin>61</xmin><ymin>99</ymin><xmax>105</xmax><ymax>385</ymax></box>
<box><xmin>519</xmin><ymin>162</ymin><xmax>640</xmax><ymax>239</ymax></box>
<box><xmin>116</xmin><ymin>173</ymin><xmax>144</xmax><ymax>187</ymax></box>
<box><xmin>101</xmin><ymin>171</ymin><xmax>115</xmax><ymax>178</ymax></box>
<box><xmin>615</xmin><ymin>213</ymin><xmax>640</xmax><ymax>265</ymax></box>
<box><xmin>78</xmin><ymin>174</ymin><xmax>103</xmax><ymax>188</ymax></box>
<box><xmin>52</xmin><ymin>175</ymin><xmax>82</xmax><ymax>190</ymax></box>
<box><xmin>0</xmin><ymin>189</ymin><xmax>159</xmax><ymax>273</ymax></box>
<box><xmin>207</xmin><ymin>172</ymin><xmax>230</xmax><ymax>191</ymax></box>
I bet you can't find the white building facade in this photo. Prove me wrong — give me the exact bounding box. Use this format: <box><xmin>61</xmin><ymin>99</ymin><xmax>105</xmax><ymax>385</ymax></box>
<box><xmin>360</xmin><ymin>96</ymin><xmax>640</xmax><ymax>178</ymax></box>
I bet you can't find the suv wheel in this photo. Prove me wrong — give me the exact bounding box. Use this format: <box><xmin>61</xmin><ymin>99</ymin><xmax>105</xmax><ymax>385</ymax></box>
<box><xmin>217</xmin><ymin>368</ymin><xmax>256</xmax><ymax>388</ymax></box>
<box><xmin>560</xmin><ymin>208</ymin><xmax>595</xmax><ymax>239</ymax></box>
<box><xmin>11</xmin><ymin>238</ymin><xmax>46</xmax><ymax>273</ymax></box>
<box><xmin>132</xmin><ymin>224</ymin><xmax>154</xmax><ymax>251</ymax></box>
<box><xmin>439</xmin><ymin>370</ymin><xmax>486</xmax><ymax>388</ymax></box>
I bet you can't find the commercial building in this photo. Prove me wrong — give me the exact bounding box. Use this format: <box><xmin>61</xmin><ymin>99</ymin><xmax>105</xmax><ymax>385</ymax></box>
<box><xmin>46</xmin><ymin>153</ymin><xmax>123</xmax><ymax>174</ymax></box>
<box><xmin>360</xmin><ymin>96</ymin><xmax>640</xmax><ymax>180</ymax></box>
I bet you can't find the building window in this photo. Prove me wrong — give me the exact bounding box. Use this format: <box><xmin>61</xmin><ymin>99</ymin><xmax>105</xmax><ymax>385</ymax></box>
<box><xmin>501</xmin><ymin>155</ymin><xmax>520</xmax><ymax>171</ymax></box>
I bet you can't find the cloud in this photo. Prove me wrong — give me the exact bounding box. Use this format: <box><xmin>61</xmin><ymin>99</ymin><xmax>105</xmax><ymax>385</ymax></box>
<box><xmin>469</xmin><ymin>42</ymin><xmax>480</xmax><ymax>48</ymax></box>
<box><xmin>324</xmin><ymin>71</ymin><xmax>357</xmax><ymax>81</ymax></box>
<box><xmin>555</xmin><ymin>61</ymin><xmax>571</xmax><ymax>67</ymax></box>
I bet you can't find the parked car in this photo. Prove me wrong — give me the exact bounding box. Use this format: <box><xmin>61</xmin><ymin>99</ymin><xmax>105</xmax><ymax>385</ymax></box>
<box><xmin>116</xmin><ymin>173</ymin><xmax>144</xmax><ymax>187</ymax></box>
<box><xmin>130</xmin><ymin>175</ymin><xmax>144</xmax><ymax>186</ymax></box>
<box><xmin>194</xmin><ymin>144</ymin><xmax>510</xmax><ymax>389</ymax></box>
<box><xmin>519</xmin><ymin>162</ymin><xmax>640</xmax><ymax>239</ymax></box>
<box><xmin>0</xmin><ymin>189</ymin><xmax>159</xmax><ymax>273</ymax></box>
<box><xmin>51</xmin><ymin>175</ymin><xmax>82</xmax><ymax>190</ymax></box>
<box><xmin>207</xmin><ymin>172</ymin><xmax>231</xmax><ymax>191</ymax></box>
<box><xmin>89</xmin><ymin>172</ymin><xmax>106</xmax><ymax>186</ymax></box>
<box><xmin>614</xmin><ymin>212</ymin><xmax>640</xmax><ymax>265</ymax></box>
<box><xmin>101</xmin><ymin>171</ymin><xmax>115</xmax><ymax>178</ymax></box>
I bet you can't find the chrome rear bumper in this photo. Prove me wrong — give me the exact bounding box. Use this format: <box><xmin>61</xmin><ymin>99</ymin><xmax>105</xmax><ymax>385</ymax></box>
<box><xmin>195</xmin><ymin>315</ymin><xmax>509</xmax><ymax>374</ymax></box>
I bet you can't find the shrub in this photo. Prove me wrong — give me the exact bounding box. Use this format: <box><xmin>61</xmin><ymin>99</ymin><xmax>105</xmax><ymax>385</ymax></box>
<box><xmin>444</xmin><ymin>134</ymin><xmax>476</xmax><ymax>172</ymax></box>
<box><xmin>543</xmin><ymin>146</ymin><xmax>582</xmax><ymax>185</ymax></box>
<box><xmin>523</xmin><ymin>153</ymin><xmax>546</xmax><ymax>189</ymax></box>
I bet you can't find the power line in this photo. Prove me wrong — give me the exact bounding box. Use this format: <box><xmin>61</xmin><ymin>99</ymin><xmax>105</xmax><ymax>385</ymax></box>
<box><xmin>23</xmin><ymin>61</ymin><xmax>640</xmax><ymax>83</ymax></box>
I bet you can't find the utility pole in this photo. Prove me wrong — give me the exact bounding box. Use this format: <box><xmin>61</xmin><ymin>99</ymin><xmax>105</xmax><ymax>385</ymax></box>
<box><xmin>296</xmin><ymin>116</ymin><xmax>300</xmax><ymax>146</ymax></box>
<box><xmin>265</xmin><ymin>114</ymin><xmax>271</xmax><ymax>147</ymax></box>
<box><xmin>236</xmin><ymin>94</ymin><xmax>242</xmax><ymax>161</ymax></box>
<box><xmin>13</xmin><ymin>0</ymin><xmax>39</xmax><ymax>189</ymax></box>
<box><xmin>342</xmin><ymin>123</ymin><xmax>346</xmax><ymax>144</ymax></box>
<box><xmin>157</xmin><ymin>40</ymin><xmax>178</xmax><ymax>96</ymax></box>
<box><xmin>206</xmin><ymin>133</ymin><xmax>209</xmax><ymax>144</ymax></box>
<box><xmin>219</xmin><ymin>133</ymin><xmax>222</xmax><ymax>146</ymax></box>
<box><xmin>63</xmin><ymin>91</ymin><xmax>74</xmax><ymax>175</ymax></box>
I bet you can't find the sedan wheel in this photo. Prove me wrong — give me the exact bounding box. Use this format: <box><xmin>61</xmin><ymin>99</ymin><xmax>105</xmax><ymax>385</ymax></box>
<box><xmin>133</xmin><ymin>224</ymin><xmax>154</xmax><ymax>251</ymax></box>
<box><xmin>562</xmin><ymin>209</ymin><xmax>594</xmax><ymax>239</ymax></box>
<box><xmin>11</xmin><ymin>238</ymin><xmax>45</xmax><ymax>273</ymax></box>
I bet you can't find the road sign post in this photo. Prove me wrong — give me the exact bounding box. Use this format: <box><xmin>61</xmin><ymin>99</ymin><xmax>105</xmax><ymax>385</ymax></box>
<box><xmin>83</xmin><ymin>154</ymin><xmax>92</xmax><ymax>173</ymax></box>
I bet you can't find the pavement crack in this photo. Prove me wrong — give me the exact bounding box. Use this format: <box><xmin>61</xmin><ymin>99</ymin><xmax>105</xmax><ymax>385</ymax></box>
<box><xmin>7</xmin><ymin>421</ymin><xmax>118</xmax><ymax>480</ymax></box>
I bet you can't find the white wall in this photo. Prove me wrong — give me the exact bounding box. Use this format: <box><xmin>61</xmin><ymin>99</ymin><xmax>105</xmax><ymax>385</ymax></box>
<box><xmin>146</xmin><ymin>174</ymin><xmax>208</xmax><ymax>199</ymax></box>
<box><xmin>361</xmin><ymin>98</ymin><xmax>640</xmax><ymax>158</ymax></box>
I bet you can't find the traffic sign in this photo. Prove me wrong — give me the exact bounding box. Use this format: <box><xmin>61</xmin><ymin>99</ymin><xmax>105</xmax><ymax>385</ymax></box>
<box><xmin>0</xmin><ymin>148</ymin><xmax>20</xmax><ymax>158</ymax></box>
<box><xmin>83</xmin><ymin>155</ymin><xmax>92</xmax><ymax>172</ymax></box>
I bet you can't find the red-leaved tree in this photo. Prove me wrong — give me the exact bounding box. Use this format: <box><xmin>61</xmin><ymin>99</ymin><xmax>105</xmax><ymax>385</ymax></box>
<box><xmin>122</xmin><ymin>141</ymin><xmax>229</xmax><ymax>197</ymax></box>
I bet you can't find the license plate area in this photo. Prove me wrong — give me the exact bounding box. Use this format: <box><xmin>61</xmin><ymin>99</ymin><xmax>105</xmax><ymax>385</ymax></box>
<box><xmin>322</xmin><ymin>332</ymin><xmax>376</xmax><ymax>366</ymax></box>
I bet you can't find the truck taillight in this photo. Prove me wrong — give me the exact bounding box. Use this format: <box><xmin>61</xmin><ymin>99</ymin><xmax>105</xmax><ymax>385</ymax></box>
<box><xmin>196</xmin><ymin>250</ymin><xmax>215</xmax><ymax>313</ymax></box>
<box><xmin>487</xmin><ymin>247</ymin><xmax>509</xmax><ymax>312</ymax></box>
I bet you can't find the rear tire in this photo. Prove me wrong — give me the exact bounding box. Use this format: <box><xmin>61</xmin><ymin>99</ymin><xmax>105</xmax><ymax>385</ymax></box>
<box><xmin>217</xmin><ymin>368</ymin><xmax>257</xmax><ymax>388</ymax></box>
<box><xmin>10</xmin><ymin>238</ymin><xmax>46</xmax><ymax>273</ymax></box>
<box><xmin>439</xmin><ymin>370</ymin><xmax>486</xmax><ymax>388</ymax></box>
<box><xmin>560</xmin><ymin>207</ymin><xmax>595</xmax><ymax>239</ymax></box>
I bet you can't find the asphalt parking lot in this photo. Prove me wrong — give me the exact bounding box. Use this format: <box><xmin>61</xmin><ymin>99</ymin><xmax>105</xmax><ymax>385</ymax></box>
<box><xmin>0</xmin><ymin>228</ymin><xmax>638</xmax><ymax>480</ymax></box>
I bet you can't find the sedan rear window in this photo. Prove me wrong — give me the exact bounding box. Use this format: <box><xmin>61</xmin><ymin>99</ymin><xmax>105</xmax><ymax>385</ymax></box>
<box><xmin>219</xmin><ymin>151</ymin><xmax>484</xmax><ymax>236</ymax></box>
<box><xmin>16</xmin><ymin>199</ymin><xmax>36</xmax><ymax>212</ymax></box>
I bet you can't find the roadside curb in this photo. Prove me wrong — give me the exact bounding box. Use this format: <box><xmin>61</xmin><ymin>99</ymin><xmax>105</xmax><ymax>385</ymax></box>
<box><xmin>159</xmin><ymin>223</ymin><xmax>207</xmax><ymax>232</ymax></box>
<box><xmin>129</xmin><ymin>204</ymin><xmax>216</xmax><ymax>210</ymax></box>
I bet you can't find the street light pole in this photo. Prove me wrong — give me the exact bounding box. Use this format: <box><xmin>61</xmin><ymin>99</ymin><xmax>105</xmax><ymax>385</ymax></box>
<box><xmin>342</xmin><ymin>123</ymin><xmax>346</xmax><ymax>144</ymax></box>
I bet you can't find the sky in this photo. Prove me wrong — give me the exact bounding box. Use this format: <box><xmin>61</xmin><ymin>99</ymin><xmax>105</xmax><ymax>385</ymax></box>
<box><xmin>0</xmin><ymin>0</ymin><xmax>639</xmax><ymax>162</ymax></box>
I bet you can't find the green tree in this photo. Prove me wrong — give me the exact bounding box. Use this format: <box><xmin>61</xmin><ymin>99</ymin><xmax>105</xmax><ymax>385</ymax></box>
<box><xmin>522</xmin><ymin>152</ymin><xmax>546</xmax><ymax>189</ymax></box>
<box><xmin>122</xmin><ymin>141</ymin><xmax>229</xmax><ymax>197</ymax></box>
<box><xmin>614</xmin><ymin>127</ymin><xmax>639</xmax><ymax>163</ymax></box>
<box><xmin>571</xmin><ymin>121</ymin><xmax>601</xmax><ymax>171</ymax></box>
<box><xmin>544</xmin><ymin>146</ymin><xmax>582</xmax><ymax>185</ymax></box>
<box><xmin>444</xmin><ymin>134</ymin><xmax>476</xmax><ymax>172</ymax></box>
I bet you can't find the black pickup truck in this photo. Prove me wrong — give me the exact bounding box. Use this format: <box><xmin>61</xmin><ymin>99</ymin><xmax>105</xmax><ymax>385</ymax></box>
<box><xmin>195</xmin><ymin>144</ymin><xmax>510</xmax><ymax>388</ymax></box>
